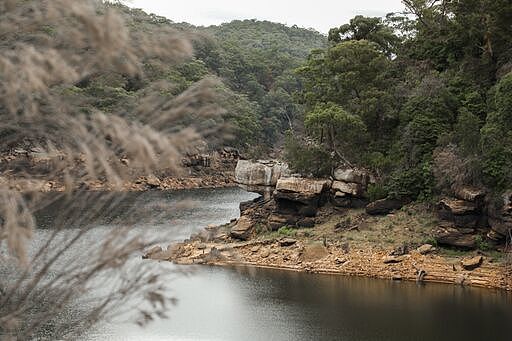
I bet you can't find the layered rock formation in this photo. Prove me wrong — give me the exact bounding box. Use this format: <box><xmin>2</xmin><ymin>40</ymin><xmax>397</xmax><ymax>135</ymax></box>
<box><xmin>270</xmin><ymin>177</ymin><xmax>331</xmax><ymax>230</ymax></box>
<box><xmin>331</xmin><ymin>167</ymin><xmax>369</xmax><ymax>208</ymax></box>
<box><xmin>434</xmin><ymin>187</ymin><xmax>487</xmax><ymax>249</ymax></box>
<box><xmin>234</xmin><ymin>160</ymin><xmax>289</xmax><ymax>198</ymax></box>
<box><xmin>232</xmin><ymin>160</ymin><xmax>372</xmax><ymax>239</ymax></box>
<box><xmin>487</xmin><ymin>190</ymin><xmax>512</xmax><ymax>242</ymax></box>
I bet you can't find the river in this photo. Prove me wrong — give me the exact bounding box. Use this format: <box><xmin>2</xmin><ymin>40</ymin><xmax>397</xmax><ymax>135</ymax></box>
<box><xmin>29</xmin><ymin>188</ymin><xmax>512</xmax><ymax>340</ymax></box>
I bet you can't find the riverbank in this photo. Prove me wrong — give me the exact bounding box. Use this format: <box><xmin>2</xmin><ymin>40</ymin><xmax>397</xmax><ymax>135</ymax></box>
<box><xmin>164</xmin><ymin>236</ymin><xmax>512</xmax><ymax>291</ymax></box>
<box><xmin>0</xmin><ymin>150</ymin><xmax>237</xmax><ymax>192</ymax></box>
<box><xmin>154</xmin><ymin>203</ymin><xmax>512</xmax><ymax>291</ymax></box>
<box><xmin>0</xmin><ymin>173</ymin><xmax>235</xmax><ymax>192</ymax></box>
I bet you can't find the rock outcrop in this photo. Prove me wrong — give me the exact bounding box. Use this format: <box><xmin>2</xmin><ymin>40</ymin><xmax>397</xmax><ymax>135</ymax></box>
<box><xmin>434</xmin><ymin>226</ymin><xmax>477</xmax><ymax>249</ymax></box>
<box><xmin>487</xmin><ymin>190</ymin><xmax>512</xmax><ymax>242</ymax></box>
<box><xmin>333</xmin><ymin>168</ymin><xmax>370</xmax><ymax>185</ymax></box>
<box><xmin>366</xmin><ymin>197</ymin><xmax>407</xmax><ymax>215</ymax></box>
<box><xmin>234</xmin><ymin>160</ymin><xmax>289</xmax><ymax>198</ymax></box>
<box><xmin>271</xmin><ymin>177</ymin><xmax>331</xmax><ymax>229</ymax></box>
<box><xmin>230</xmin><ymin>216</ymin><xmax>255</xmax><ymax>240</ymax></box>
<box><xmin>435</xmin><ymin>186</ymin><xmax>489</xmax><ymax>249</ymax></box>
<box><xmin>330</xmin><ymin>167</ymin><xmax>370</xmax><ymax>208</ymax></box>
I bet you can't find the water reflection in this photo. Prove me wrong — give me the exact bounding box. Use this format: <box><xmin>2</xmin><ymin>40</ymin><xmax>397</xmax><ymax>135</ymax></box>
<box><xmin>20</xmin><ymin>188</ymin><xmax>512</xmax><ymax>340</ymax></box>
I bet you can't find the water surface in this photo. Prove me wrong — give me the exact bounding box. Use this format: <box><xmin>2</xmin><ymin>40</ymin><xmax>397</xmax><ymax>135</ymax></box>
<box><xmin>34</xmin><ymin>188</ymin><xmax>512</xmax><ymax>340</ymax></box>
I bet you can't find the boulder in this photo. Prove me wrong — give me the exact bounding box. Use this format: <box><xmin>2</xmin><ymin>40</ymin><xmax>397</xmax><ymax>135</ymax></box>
<box><xmin>454</xmin><ymin>186</ymin><xmax>486</xmax><ymax>203</ymax></box>
<box><xmin>145</xmin><ymin>175</ymin><xmax>161</xmax><ymax>188</ymax></box>
<box><xmin>275</xmin><ymin>177</ymin><xmax>330</xmax><ymax>197</ymax></box>
<box><xmin>333</xmin><ymin>168</ymin><xmax>370</xmax><ymax>185</ymax></box>
<box><xmin>434</xmin><ymin>227</ymin><xmax>477</xmax><ymax>249</ymax></box>
<box><xmin>416</xmin><ymin>244</ymin><xmax>435</xmax><ymax>255</ymax></box>
<box><xmin>274</xmin><ymin>177</ymin><xmax>331</xmax><ymax>214</ymax></box>
<box><xmin>438</xmin><ymin>198</ymin><xmax>478</xmax><ymax>215</ymax></box>
<box><xmin>230</xmin><ymin>216</ymin><xmax>254</xmax><ymax>240</ymax></box>
<box><xmin>142</xmin><ymin>245</ymin><xmax>163</xmax><ymax>259</ymax></box>
<box><xmin>279</xmin><ymin>238</ymin><xmax>297</xmax><ymax>247</ymax></box>
<box><xmin>300</xmin><ymin>242</ymin><xmax>329</xmax><ymax>262</ymax></box>
<box><xmin>234</xmin><ymin>160</ymin><xmax>289</xmax><ymax>196</ymax></box>
<box><xmin>260</xmin><ymin>249</ymin><xmax>271</xmax><ymax>258</ymax></box>
<box><xmin>461</xmin><ymin>256</ymin><xmax>483</xmax><ymax>270</ymax></box>
<box><xmin>366</xmin><ymin>197</ymin><xmax>406</xmax><ymax>215</ymax></box>
<box><xmin>332</xmin><ymin>181</ymin><xmax>364</xmax><ymax>197</ymax></box>
<box><xmin>383</xmin><ymin>255</ymin><xmax>403</xmax><ymax>264</ymax></box>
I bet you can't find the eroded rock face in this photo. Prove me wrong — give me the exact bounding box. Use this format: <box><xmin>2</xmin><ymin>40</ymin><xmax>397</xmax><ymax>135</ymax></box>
<box><xmin>437</xmin><ymin>197</ymin><xmax>488</xmax><ymax>229</ymax></box>
<box><xmin>487</xmin><ymin>191</ymin><xmax>512</xmax><ymax>241</ymax></box>
<box><xmin>366</xmin><ymin>198</ymin><xmax>406</xmax><ymax>215</ymax></box>
<box><xmin>333</xmin><ymin>168</ymin><xmax>370</xmax><ymax>185</ymax></box>
<box><xmin>434</xmin><ymin>227</ymin><xmax>477</xmax><ymax>249</ymax></box>
<box><xmin>234</xmin><ymin>160</ymin><xmax>289</xmax><ymax>196</ymax></box>
<box><xmin>230</xmin><ymin>216</ymin><xmax>254</xmax><ymax>240</ymax></box>
<box><xmin>269</xmin><ymin>177</ymin><xmax>331</xmax><ymax>229</ymax></box>
<box><xmin>275</xmin><ymin>177</ymin><xmax>331</xmax><ymax>196</ymax></box>
<box><xmin>454</xmin><ymin>186</ymin><xmax>486</xmax><ymax>203</ymax></box>
<box><xmin>331</xmin><ymin>181</ymin><xmax>364</xmax><ymax>197</ymax></box>
<box><xmin>274</xmin><ymin>177</ymin><xmax>330</xmax><ymax>211</ymax></box>
<box><xmin>438</xmin><ymin>198</ymin><xmax>478</xmax><ymax>215</ymax></box>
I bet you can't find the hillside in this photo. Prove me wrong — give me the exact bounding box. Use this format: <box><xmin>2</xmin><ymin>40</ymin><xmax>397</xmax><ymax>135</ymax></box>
<box><xmin>84</xmin><ymin>5</ymin><xmax>327</xmax><ymax>154</ymax></box>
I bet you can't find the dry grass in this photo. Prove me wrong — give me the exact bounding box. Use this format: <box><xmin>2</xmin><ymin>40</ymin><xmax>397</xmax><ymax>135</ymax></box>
<box><xmin>0</xmin><ymin>1</ymin><xmax>222</xmax><ymax>339</ymax></box>
<box><xmin>259</xmin><ymin>205</ymin><xmax>439</xmax><ymax>251</ymax></box>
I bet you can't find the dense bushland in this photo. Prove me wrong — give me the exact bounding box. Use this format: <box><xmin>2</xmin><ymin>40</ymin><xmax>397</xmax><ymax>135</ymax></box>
<box><xmin>286</xmin><ymin>1</ymin><xmax>512</xmax><ymax>199</ymax></box>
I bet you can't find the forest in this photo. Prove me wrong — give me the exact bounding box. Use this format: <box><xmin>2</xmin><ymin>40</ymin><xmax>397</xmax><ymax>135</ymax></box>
<box><xmin>109</xmin><ymin>1</ymin><xmax>512</xmax><ymax>201</ymax></box>
<box><xmin>285</xmin><ymin>0</ymin><xmax>512</xmax><ymax>201</ymax></box>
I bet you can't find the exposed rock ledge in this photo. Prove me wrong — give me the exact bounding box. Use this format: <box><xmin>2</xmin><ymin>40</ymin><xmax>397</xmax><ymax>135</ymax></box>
<box><xmin>150</xmin><ymin>237</ymin><xmax>512</xmax><ymax>291</ymax></box>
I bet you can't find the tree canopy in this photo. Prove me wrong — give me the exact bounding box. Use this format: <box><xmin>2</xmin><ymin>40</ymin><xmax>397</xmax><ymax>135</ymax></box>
<box><xmin>286</xmin><ymin>0</ymin><xmax>512</xmax><ymax>198</ymax></box>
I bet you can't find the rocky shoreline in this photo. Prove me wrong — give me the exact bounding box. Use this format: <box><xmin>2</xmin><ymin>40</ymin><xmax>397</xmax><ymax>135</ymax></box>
<box><xmin>0</xmin><ymin>148</ymin><xmax>238</xmax><ymax>192</ymax></box>
<box><xmin>0</xmin><ymin>173</ymin><xmax>235</xmax><ymax>192</ymax></box>
<box><xmin>149</xmin><ymin>235</ymin><xmax>512</xmax><ymax>291</ymax></box>
<box><xmin>146</xmin><ymin>159</ymin><xmax>512</xmax><ymax>291</ymax></box>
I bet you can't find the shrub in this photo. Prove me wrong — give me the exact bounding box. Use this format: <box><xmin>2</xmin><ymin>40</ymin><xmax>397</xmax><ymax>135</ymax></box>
<box><xmin>284</xmin><ymin>132</ymin><xmax>335</xmax><ymax>177</ymax></box>
<box><xmin>367</xmin><ymin>183</ymin><xmax>388</xmax><ymax>202</ymax></box>
<box><xmin>277</xmin><ymin>226</ymin><xmax>297</xmax><ymax>237</ymax></box>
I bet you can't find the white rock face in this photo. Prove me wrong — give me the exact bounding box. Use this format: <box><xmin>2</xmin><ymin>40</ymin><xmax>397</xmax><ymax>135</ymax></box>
<box><xmin>234</xmin><ymin>160</ymin><xmax>289</xmax><ymax>196</ymax></box>
<box><xmin>235</xmin><ymin>160</ymin><xmax>288</xmax><ymax>186</ymax></box>
<box><xmin>333</xmin><ymin>168</ymin><xmax>370</xmax><ymax>185</ymax></box>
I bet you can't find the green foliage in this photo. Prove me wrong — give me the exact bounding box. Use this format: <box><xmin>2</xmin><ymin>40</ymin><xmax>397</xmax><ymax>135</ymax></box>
<box><xmin>294</xmin><ymin>5</ymin><xmax>512</xmax><ymax>199</ymax></box>
<box><xmin>475</xmin><ymin>235</ymin><xmax>492</xmax><ymax>252</ymax></box>
<box><xmin>387</xmin><ymin>159</ymin><xmax>435</xmax><ymax>201</ymax></box>
<box><xmin>284</xmin><ymin>132</ymin><xmax>334</xmax><ymax>177</ymax></box>
<box><xmin>366</xmin><ymin>183</ymin><xmax>389</xmax><ymax>202</ymax></box>
<box><xmin>277</xmin><ymin>226</ymin><xmax>297</xmax><ymax>237</ymax></box>
<box><xmin>304</xmin><ymin>102</ymin><xmax>367</xmax><ymax>159</ymax></box>
<box><xmin>59</xmin><ymin>5</ymin><xmax>326</xmax><ymax>153</ymax></box>
<box><xmin>203</xmin><ymin>20</ymin><xmax>326</xmax><ymax>144</ymax></box>
<box><xmin>328</xmin><ymin>15</ymin><xmax>400</xmax><ymax>56</ymax></box>
<box><xmin>479</xmin><ymin>74</ymin><xmax>512</xmax><ymax>190</ymax></box>
<box><xmin>454</xmin><ymin>109</ymin><xmax>481</xmax><ymax>155</ymax></box>
<box><xmin>215</xmin><ymin>85</ymin><xmax>262</xmax><ymax>149</ymax></box>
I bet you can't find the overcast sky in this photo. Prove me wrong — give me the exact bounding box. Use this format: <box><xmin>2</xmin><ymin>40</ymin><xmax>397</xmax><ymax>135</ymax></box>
<box><xmin>128</xmin><ymin>0</ymin><xmax>405</xmax><ymax>33</ymax></box>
